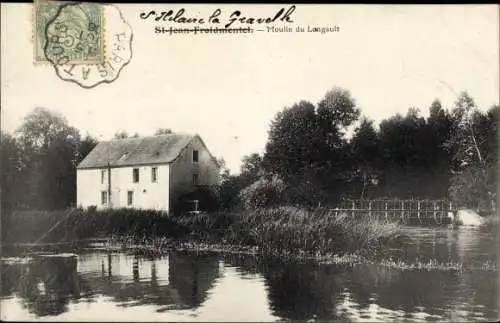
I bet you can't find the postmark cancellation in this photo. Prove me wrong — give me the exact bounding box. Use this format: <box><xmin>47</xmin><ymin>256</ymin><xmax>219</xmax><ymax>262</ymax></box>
<box><xmin>33</xmin><ymin>1</ymin><xmax>133</xmax><ymax>88</ymax></box>
<box><xmin>34</xmin><ymin>1</ymin><xmax>105</xmax><ymax>64</ymax></box>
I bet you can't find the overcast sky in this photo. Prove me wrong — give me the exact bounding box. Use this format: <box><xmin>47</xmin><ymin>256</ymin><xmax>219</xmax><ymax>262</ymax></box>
<box><xmin>1</xmin><ymin>4</ymin><xmax>498</xmax><ymax>173</ymax></box>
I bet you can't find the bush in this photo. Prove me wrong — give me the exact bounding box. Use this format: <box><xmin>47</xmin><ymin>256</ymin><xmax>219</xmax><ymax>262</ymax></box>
<box><xmin>449</xmin><ymin>164</ymin><xmax>496</xmax><ymax>214</ymax></box>
<box><xmin>239</xmin><ymin>175</ymin><xmax>286</xmax><ymax>210</ymax></box>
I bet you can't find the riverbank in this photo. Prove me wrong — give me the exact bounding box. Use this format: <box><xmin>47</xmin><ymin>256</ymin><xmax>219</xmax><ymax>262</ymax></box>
<box><xmin>3</xmin><ymin>236</ymin><xmax>477</xmax><ymax>273</ymax></box>
<box><xmin>95</xmin><ymin>238</ymin><xmax>478</xmax><ymax>272</ymax></box>
<box><xmin>1</xmin><ymin>206</ymin><xmax>402</xmax><ymax>257</ymax></box>
<box><xmin>2</xmin><ymin>224</ymin><xmax>497</xmax><ymax>322</ymax></box>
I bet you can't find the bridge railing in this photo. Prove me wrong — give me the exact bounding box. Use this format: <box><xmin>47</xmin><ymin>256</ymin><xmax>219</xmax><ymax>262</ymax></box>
<box><xmin>333</xmin><ymin>199</ymin><xmax>457</xmax><ymax>225</ymax></box>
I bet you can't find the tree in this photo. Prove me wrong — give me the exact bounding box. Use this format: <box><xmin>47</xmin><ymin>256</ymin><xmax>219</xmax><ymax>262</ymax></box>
<box><xmin>42</xmin><ymin>133</ymin><xmax>80</xmax><ymax>208</ymax></box>
<box><xmin>377</xmin><ymin>107</ymin><xmax>436</xmax><ymax>198</ymax></box>
<box><xmin>446</xmin><ymin>93</ymin><xmax>497</xmax><ymax>212</ymax></box>
<box><xmin>447</xmin><ymin>92</ymin><xmax>485</xmax><ymax>168</ymax></box>
<box><xmin>317</xmin><ymin>87</ymin><xmax>360</xmax><ymax>135</ymax></box>
<box><xmin>425</xmin><ymin>99</ymin><xmax>453</xmax><ymax>197</ymax></box>
<box><xmin>472</xmin><ymin>104</ymin><xmax>498</xmax><ymax>164</ymax></box>
<box><xmin>154</xmin><ymin>128</ymin><xmax>173</xmax><ymax>135</ymax></box>
<box><xmin>449</xmin><ymin>164</ymin><xmax>495</xmax><ymax>212</ymax></box>
<box><xmin>76</xmin><ymin>135</ymin><xmax>98</xmax><ymax>164</ymax></box>
<box><xmin>241</xmin><ymin>153</ymin><xmax>264</xmax><ymax>180</ymax></box>
<box><xmin>113</xmin><ymin>130</ymin><xmax>130</xmax><ymax>139</ymax></box>
<box><xmin>314</xmin><ymin>87</ymin><xmax>361</xmax><ymax>200</ymax></box>
<box><xmin>9</xmin><ymin>107</ymin><xmax>98</xmax><ymax>210</ymax></box>
<box><xmin>14</xmin><ymin>108</ymin><xmax>83</xmax><ymax>209</ymax></box>
<box><xmin>217</xmin><ymin>155</ymin><xmax>265</xmax><ymax>211</ymax></box>
<box><xmin>1</xmin><ymin>132</ymin><xmax>25</xmax><ymax>211</ymax></box>
<box><xmin>264</xmin><ymin>100</ymin><xmax>319</xmax><ymax>178</ymax></box>
<box><xmin>350</xmin><ymin>117</ymin><xmax>379</xmax><ymax>199</ymax></box>
<box><xmin>216</xmin><ymin>157</ymin><xmax>231</xmax><ymax>184</ymax></box>
<box><xmin>429</xmin><ymin>100</ymin><xmax>446</xmax><ymax>122</ymax></box>
<box><xmin>263</xmin><ymin>87</ymin><xmax>361</xmax><ymax>206</ymax></box>
<box><xmin>17</xmin><ymin>107</ymin><xmax>79</xmax><ymax>149</ymax></box>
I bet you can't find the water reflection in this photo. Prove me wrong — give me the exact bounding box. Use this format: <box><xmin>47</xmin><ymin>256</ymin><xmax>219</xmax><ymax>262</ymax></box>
<box><xmin>2</xmin><ymin>254</ymin><xmax>80</xmax><ymax>317</ymax></box>
<box><xmin>397</xmin><ymin>226</ymin><xmax>497</xmax><ymax>266</ymax></box>
<box><xmin>80</xmin><ymin>251</ymin><xmax>221</xmax><ymax>311</ymax></box>
<box><xmin>1</xmin><ymin>226</ymin><xmax>498</xmax><ymax>321</ymax></box>
<box><xmin>1</xmin><ymin>251</ymin><xmax>221</xmax><ymax>318</ymax></box>
<box><xmin>262</xmin><ymin>259</ymin><xmax>344</xmax><ymax>320</ymax></box>
<box><xmin>224</xmin><ymin>227</ymin><xmax>498</xmax><ymax>321</ymax></box>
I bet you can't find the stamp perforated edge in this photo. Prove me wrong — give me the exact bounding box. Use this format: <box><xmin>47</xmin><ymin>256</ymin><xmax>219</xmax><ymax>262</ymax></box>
<box><xmin>32</xmin><ymin>0</ymin><xmax>107</xmax><ymax>66</ymax></box>
<box><xmin>50</xmin><ymin>4</ymin><xmax>133</xmax><ymax>89</ymax></box>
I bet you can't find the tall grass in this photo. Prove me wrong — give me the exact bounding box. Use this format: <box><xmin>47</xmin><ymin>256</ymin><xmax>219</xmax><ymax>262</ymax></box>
<box><xmin>1</xmin><ymin>208</ymin><xmax>188</xmax><ymax>244</ymax></box>
<box><xmin>234</xmin><ymin>206</ymin><xmax>400</xmax><ymax>256</ymax></box>
<box><xmin>2</xmin><ymin>206</ymin><xmax>401</xmax><ymax>256</ymax></box>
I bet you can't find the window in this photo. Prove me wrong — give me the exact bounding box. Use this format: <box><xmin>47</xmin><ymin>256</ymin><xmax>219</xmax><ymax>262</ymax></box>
<box><xmin>193</xmin><ymin>150</ymin><xmax>199</xmax><ymax>163</ymax></box>
<box><xmin>151</xmin><ymin>167</ymin><xmax>158</xmax><ymax>183</ymax></box>
<box><xmin>101</xmin><ymin>170</ymin><xmax>106</xmax><ymax>184</ymax></box>
<box><xmin>127</xmin><ymin>191</ymin><xmax>134</xmax><ymax>206</ymax></box>
<box><xmin>193</xmin><ymin>173</ymin><xmax>199</xmax><ymax>186</ymax></box>
<box><xmin>101</xmin><ymin>191</ymin><xmax>108</xmax><ymax>205</ymax></box>
<box><xmin>133</xmin><ymin>168</ymin><xmax>139</xmax><ymax>183</ymax></box>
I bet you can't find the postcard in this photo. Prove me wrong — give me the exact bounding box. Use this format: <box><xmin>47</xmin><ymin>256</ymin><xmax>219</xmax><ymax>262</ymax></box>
<box><xmin>1</xmin><ymin>1</ymin><xmax>499</xmax><ymax>322</ymax></box>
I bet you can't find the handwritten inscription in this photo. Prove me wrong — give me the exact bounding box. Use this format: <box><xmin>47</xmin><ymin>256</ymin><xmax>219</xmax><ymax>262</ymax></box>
<box><xmin>140</xmin><ymin>6</ymin><xmax>296</xmax><ymax>29</ymax></box>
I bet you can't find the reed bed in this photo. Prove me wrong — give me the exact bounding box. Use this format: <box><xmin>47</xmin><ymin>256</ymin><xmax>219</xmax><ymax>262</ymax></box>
<box><xmin>378</xmin><ymin>258</ymin><xmax>464</xmax><ymax>272</ymax></box>
<box><xmin>2</xmin><ymin>206</ymin><xmax>402</xmax><ymax>257</ymax></box>
<box><xmin>2</xmin><ymin>208</ymin><xmax>188</xmax><ymax>243</ymax></box>
<box><xmin>234</xmin><ymin>206</ymin><xmax>401</xmax><ymax>256</ymax></box>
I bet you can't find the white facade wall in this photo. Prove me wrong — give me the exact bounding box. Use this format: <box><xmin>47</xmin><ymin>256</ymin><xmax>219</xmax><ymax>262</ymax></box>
<box><xmin>169</xmin><ymin>136</ymin><xmax>220</xmax><ymax>203</ymax></box>
<box><xmin>76</xmin><ymin>136</ymin><xmax>220</xmax><ymax>213</ymax></box>
<box><xmin>77</xmin><ymin>164</ymin><xmax>170</xmax><ymax>212</ymax></box>
<box><xmin>77</xmin><ymin>168</ymin><xmax>104</xmax><ymax>208</ymax></box>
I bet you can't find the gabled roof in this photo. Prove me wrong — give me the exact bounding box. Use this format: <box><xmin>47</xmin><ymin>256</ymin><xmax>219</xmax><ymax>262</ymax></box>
<box><xmin>77</xmin><ymin>133</ymin><xmax>196</xmax><ymax>169</ymax></box>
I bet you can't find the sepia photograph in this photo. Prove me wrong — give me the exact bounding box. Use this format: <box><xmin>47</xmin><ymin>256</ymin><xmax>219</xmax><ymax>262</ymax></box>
<box><xmin>1</xmin><ymin>1</ymin><xmax>499</xmax><ymax>321</ymax></box>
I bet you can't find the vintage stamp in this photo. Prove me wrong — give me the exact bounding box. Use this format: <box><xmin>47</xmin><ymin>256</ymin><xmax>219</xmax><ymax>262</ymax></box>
<box><xmin>46</xmin><ymin>4</ymin><xmax>133</xmax><ymax>88</ymax></box>
<box><xmin>34</xmin><ymin>1</ymin><xmax>104</xmax><ymax>64</ymax></box>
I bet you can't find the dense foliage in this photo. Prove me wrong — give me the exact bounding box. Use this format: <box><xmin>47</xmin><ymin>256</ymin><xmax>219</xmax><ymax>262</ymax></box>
<box><xmin>1</xmin><ymin>90</ymin><xmax>497</xmax><ymax>214</ymax></box>
<box><xmin>0</xmin><ymin>108</ymin><xmax>180</xmax><ymax>212</ymax></box>
<box><xmin>224</xmin><ymin>89</ymin><xmax>497</xmax><ymax>212</ymax></box>
<box><xmin>1</xmin><ymin>107</ymin><xmax>98</xmax><ymax>212</ymax></box>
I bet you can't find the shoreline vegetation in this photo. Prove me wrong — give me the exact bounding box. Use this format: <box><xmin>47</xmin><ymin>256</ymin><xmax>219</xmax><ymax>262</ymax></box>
<box><xmin>2</xmin><ymin>206</ymin><xmax>500</xmax><ymax>273</ymax></box>
<box><xmin>2</xmin><ymin>207</ymin><xmax>497</xmax><ymax>269</ymax></box>
<box><xmin>2</xmin><ymin>207</ymin><xmax>401</xmax><ymax>257</ymax></box>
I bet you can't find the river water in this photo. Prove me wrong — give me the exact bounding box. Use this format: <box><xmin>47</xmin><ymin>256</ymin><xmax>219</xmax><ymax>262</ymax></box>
<box><xmin>1</xmin><ymin>226</ymin><xmax>498</xmax><ymax>322</ymax></box>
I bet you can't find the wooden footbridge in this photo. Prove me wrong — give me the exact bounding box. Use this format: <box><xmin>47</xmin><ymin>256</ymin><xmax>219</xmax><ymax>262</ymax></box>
<box><xmin>334</xmin><ymin>199</ymin><xmax>458</xmax><ymax>225</ymax></box>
